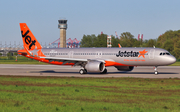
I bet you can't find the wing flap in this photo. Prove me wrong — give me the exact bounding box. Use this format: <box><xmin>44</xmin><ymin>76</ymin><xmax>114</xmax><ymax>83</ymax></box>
<box><xmin>40</xmin><ymin>57</ymin><xmax>88</xmax><ymax>62</ymax></box>
<box><xmin>40</xmin><ymin>57</ymin><xmax>88</xmax><ymax>65</ymax></box>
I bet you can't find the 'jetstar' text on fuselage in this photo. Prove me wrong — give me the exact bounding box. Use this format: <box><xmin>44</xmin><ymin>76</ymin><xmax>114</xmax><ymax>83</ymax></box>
<box><xmin>116</xmin><ymin>51</ymin><xmax>139</xmax><ymax>57</ymax></box>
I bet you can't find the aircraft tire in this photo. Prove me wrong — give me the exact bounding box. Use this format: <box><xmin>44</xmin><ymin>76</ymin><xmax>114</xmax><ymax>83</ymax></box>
<box><xmin>84</xmin><ymin>69</ymin><xmax>87</xmax><ymax>74</ymax></box>
<box><xmin>155</xmin><ymin>71</ymin><xmax>158</xmax><ymax>75</ymax></box>
<box><xmin>79</xmin><ymin>69</ymin><xmax>87</xmax><ymax>75</ymax></box>
<box><xmin>79</xmin><ymin>69</ymin><xmax>84</xmax><ymax>75</ymax></box>
<box><xmin>101</xmin><ymin>68</ymin><xmax>107</xmax><ymax>74</ymax></box>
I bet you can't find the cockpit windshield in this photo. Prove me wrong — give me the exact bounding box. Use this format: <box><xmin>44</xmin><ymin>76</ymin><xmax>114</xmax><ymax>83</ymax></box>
<box><xmin>160</xmin><ymin>52</ymin><xmax>170</xmax><ymax>55</ymax></box>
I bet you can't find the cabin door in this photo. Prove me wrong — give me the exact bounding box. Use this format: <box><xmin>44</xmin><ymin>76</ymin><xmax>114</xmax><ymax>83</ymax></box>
<box><xmin>149</xmin><ymin>49</ymin><xmax>155</xmax><ymax>59</ymax></box>
<box><xmin>69</xmin><ymin>51</ymin><xmax>74</xmax><ymax>58</ymax></box>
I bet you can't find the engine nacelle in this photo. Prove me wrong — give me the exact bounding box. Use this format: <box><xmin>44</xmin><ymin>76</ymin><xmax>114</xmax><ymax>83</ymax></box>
<box><xmin>85</xmin><ymin>61</ymin><xmax>105</xmax><ymax>73</ymax></box>
<box><xmin>115</xmin><ymin>66</ymin><xmax>134</xmax><ymax>71</ymax></box>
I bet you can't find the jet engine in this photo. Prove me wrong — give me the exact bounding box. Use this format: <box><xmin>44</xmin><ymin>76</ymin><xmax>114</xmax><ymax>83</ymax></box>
<box><xmin>115</xmin><ymin>66</ymin><xmax>134</xmax><ymax>71</ymax></box>
<box><xmin>85</xmin><ymin>61</ymin><xmax>105</xmax><ymax>73</ymax></box>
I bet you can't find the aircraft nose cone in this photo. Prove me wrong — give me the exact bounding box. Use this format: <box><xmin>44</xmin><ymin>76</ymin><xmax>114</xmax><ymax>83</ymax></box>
<box><xmin>168</xmin><ymin>56</ymin><xmax>176</xmax><ymax>64</ymax></box>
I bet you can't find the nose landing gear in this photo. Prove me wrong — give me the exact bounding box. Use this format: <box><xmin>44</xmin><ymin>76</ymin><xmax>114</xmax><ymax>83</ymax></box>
<box><xmin>154</xmin><ymin>66</ymin><xmax>158</xmax><ymax>75</ymax></box>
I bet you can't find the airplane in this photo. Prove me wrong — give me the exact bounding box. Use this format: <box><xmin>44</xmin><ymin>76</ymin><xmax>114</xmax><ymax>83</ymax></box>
<box><xmin>18</xmin><ymin>23</ymin><xmax>176</xmax><ymax>75</ymax></box>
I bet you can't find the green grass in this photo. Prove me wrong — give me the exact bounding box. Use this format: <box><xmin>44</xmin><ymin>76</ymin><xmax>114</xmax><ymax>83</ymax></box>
<box><xmin>0</xmin><ymin>76</ymin><xmax>180</xmax><ymax>112</ymax></box>
<box><xmin>170</xmin><ymin>61</ymin><xmax>180</xmax><ymax>66</ymax></box>
<box><xmin>0</xmin><ymin>61</ymin><xmax>47</xmax><ymax>64</ymax></box>
<box><xmin>0</xmin><ymin>56</ymin><xmax>47</xmax><ymax>64</ymax></box>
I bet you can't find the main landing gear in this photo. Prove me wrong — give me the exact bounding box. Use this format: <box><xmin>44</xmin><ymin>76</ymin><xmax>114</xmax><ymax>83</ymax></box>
<box><xmin>154</xmin><ymin>66</ymin><xmax>158</xmax><ymax>75</ymax></box>
<box><xmin>79</xmin><ymin>68</ymin><xmax>107</xmax><ymax>74</ymax></box>
<box><xmin>101</xmin><ymin>68</ymin><xmax>107</xmax><ymax>74</ymax></box>
<box><xmin>79</xmin><ymin>69</ymin><xmax>87</xmax><ymax>75</ymax></box>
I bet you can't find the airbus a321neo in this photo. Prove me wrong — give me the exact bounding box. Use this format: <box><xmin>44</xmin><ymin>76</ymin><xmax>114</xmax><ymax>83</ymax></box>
<box><xmin>17</xmin><ymin>23</ymin><xmax>176</xmax><ymax>75</ymax></box>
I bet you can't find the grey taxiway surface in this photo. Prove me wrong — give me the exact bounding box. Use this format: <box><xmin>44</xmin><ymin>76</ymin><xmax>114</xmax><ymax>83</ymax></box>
<box><xmin>0</xmin><ymin>64</ymin><xmax>179</xmax><ymax>78</ymax></box>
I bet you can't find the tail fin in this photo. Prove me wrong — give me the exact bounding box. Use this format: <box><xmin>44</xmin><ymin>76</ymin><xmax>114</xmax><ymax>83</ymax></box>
<box><xmin>20</xmin><ymin>23</ymin><xmax>42</xmax><ymax>50</ymax></box>
<box><xmin>118</xmin><ymin>44</ymin><xmax>122</xmax><ymax>48</ymax></box>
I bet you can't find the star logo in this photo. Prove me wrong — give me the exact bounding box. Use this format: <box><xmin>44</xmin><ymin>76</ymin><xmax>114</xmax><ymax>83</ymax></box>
<box><xmin>30</xmin><ymin>49</ymin><xmax>40</xmax><ymax>56</ymax></box>
<box><xmin>138</xmin><ymin>49</ymin><xmax>148</xmax><ymax>58</ymax></box>
<box><xmin>25</xmin><ymin>46</ymin><xmax>43</xmax><ymax>57</ymax></box>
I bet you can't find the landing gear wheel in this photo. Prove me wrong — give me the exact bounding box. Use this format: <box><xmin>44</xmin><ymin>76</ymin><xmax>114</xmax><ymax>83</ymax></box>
<box><xmin>79</xmin><ymin>69</ymin><xmax>84</xmax><ymax>75</ymax></box>
<box><xmin>155</xmin><ymin>71</ymin><xmax>158</xmax><ymax>75</ymax></box>
<box><xmin>154</xmin><ymin>66</ymin><xmax>158</xmax><ymax>75</ymax></box>
<box><xmin>84</xmin><ymin>69</ymin><xmax>87</xmax><ymax>74</ymax></box>
<box><xmin>79</xmin><ymin>69</ymin><xmax>87</xmax><ymax>75</ymax></box>
<box><xmin>101</xmin><ymin>68</ymin><xmax>107</xmax><ymax>74</ymax></box>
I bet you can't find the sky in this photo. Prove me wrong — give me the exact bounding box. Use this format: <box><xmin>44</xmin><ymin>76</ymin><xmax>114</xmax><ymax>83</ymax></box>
<box><xmin>0</xmin><ymin>0</ymin><xmax>180</xmax><ymax>46</ymax></box>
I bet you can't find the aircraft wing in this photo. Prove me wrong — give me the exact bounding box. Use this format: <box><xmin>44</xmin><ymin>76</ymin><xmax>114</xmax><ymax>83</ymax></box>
<box><xmin>40</xmin><ymin>57</ymin><xmax>106</xmax><ymax>66</ymax></box>
<box><xmin>18</xmin><ymin>52</ymin><xmax>28</xmax><ymax>55</ymax></box>
<box><xmin>17</xmin><ymin>51</ymin><xmax>28</xmax><ymax>55</ymax></box>
<box><xmin>41</xmin><ymin>57</ymin><xmax>87</xmax><ymax>62</ymax></box>
<box><xmin>40</xmin><ymin>57</ymin><xmax>88</xmax><ymax>66</ymax></box>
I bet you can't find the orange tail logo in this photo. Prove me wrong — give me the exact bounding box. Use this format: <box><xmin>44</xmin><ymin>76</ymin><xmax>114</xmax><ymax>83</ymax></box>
<box><xmin>20</xmin><ymin>23</ymin><xmax>42</xmax><ymax>50</ymax></box>
<box><xmin>19</xmin><ymin>23</ymin><xmax>45</xmax><ymax>57</ymax></box>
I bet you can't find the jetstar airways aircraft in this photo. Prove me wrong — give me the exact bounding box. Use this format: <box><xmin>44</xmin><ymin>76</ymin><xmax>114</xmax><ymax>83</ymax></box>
<box><xmin>18</xmin><ymin>23</ymin><xmax>176</xmax><ymax>75</ymax></box>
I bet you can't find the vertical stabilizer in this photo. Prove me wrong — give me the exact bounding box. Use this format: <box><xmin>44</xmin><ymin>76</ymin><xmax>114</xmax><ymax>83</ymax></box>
<box><xmin>20</xmin><ymin>23</ymin><xmax>42</xmax><ymax>50</ymax></box>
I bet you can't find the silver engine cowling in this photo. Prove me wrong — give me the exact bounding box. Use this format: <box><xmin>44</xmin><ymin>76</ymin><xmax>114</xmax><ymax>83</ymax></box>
<box><xmin>115</xmin><ymin>66</ymin><xmax>134</xmax><ymax>71</ymax></box>
<box><xmin>85</xmin><ymin>61</ymin><xmax>105</xmax><ymax>73</ymax></box>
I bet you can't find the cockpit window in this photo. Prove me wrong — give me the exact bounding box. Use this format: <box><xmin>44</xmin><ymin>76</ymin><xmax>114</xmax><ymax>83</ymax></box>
<box><xmin>160</xmin><ymin>52</ymin><xmax>171</xmax><ymax>56</ymax></box>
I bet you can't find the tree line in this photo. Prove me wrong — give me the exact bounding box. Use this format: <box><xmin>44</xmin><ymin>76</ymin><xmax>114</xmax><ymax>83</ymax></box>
<box><xmin>80</xmin><ymin>30</ymin><xmax>180</xmax><ymax>60</ymax></box>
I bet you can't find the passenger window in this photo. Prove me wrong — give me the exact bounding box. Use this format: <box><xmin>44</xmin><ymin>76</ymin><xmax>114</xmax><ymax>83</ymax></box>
<box><xmin>163</xmin><ymin>53</ymin><xmax>165</xmax><ymax>55</ymax></box>
<box><xmin>160</xmin><ymin>53</ymin><xmax>162</xmax><ymax>55</ymax></box>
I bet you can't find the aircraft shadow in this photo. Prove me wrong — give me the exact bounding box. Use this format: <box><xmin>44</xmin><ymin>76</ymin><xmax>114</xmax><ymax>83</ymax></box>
<box><xmin>31</xmin><ymin>70</ymin><xmax>79</xmax><ymax>74</ymax></box>
<box><xmin>107</xmin><ymin>72</ymin><xmax>178</xmax><ymax>74</ymax></box>
<box><xmin>30</xmin><ymin>70</ymin><xmax>178</xmax><ymax>75</ymax></box>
